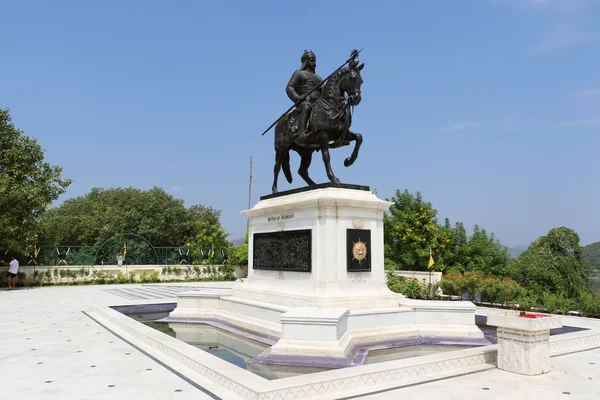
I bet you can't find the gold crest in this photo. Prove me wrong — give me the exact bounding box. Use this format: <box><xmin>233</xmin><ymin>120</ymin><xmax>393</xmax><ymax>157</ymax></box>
<box><xmin>352</xmin><ymin>240</ymin><xmax>367</xmax><ymax>261</ymax></box>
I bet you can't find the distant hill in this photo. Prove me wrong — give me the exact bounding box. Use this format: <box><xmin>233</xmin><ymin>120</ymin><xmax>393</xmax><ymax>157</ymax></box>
<box><xmin>582</xmin><ymin>241</ymin><xmax>600</xmax><ymax>269</ymax></box>
<box><xmin>507</xmin><ymin>245</ymin><xmax>528</xmax><ymax>259</ymax></box>
<box><xmin>231</xmin><ymin>237</ymin><xmax>245</xmax><ymax>246</ymax></box>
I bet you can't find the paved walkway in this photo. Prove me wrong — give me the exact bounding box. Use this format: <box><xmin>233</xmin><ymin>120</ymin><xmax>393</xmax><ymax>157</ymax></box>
<box><xmin>1</xmin><ymin>283</ymin><xmax>599</xmax><ymax>399</ymax></box>
<box><xmin>364</xmin><ymin>348</ymin><xmax>600</xmax><ymax>400</ymax></box>
<box><xmin>0</xmin><ymin>283</ymin><xmax>233</xmax><ymax>400</ymax></box>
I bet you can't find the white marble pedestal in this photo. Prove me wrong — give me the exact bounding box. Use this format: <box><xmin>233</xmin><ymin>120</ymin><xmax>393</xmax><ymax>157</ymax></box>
<box><xmin>487</xmin><ymin>312</ymin><xmax>563</xmax><ymax>376</ymax></box>
<box><xmin>233</xmin><ymin>185</ymin><xmax>402</xmax><ymax>309</ymax></box>
<box><xmin>169</xmin><ymin>185</ymin><xmax>486</xmax><ymax>368</ymax></box>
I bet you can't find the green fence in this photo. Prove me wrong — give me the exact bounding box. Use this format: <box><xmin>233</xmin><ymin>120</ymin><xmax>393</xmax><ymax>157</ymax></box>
<box><xmin>28</xmin><ymin>241</ymin><xmax>229</xmax><ymax>266</ymax></box>
<box><xmin>13</xmin><ymin>233</ymin><xmax>233</xmax><ymax>266</ymax></box>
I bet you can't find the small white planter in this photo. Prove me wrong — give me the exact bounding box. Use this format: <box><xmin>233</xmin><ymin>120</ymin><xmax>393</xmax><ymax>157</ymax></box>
<box><xmin>487</xmin><ymin>311</ymin><xmax>562</xmax><ymax>376</ymax></box>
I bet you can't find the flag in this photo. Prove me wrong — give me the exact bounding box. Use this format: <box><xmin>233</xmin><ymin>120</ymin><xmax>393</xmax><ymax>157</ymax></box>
<box><xmin>211</xmin><ymin>247</ymin><xmax>215</xmax><ymax>258</ymax></box>
<box><xmin>428</xmin><ymin>246</ymin><xmax>435</xmax><ymax>269</ymax></box>
<box><xmin>123</xmin><ymin>243</ymin><xmax>127</xmax><ymax>257</ymax></box>
<box><xmin>34</xmin><ymin>245</ymin><xmax>39</xmax><ymax>259</ymax></box>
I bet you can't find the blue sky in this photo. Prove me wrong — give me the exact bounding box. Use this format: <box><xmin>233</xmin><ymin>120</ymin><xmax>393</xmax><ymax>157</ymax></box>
<box><xmin>2</xmin><ymin>0</ymin><xmax>599</xmax><ymax>247</ymax></box>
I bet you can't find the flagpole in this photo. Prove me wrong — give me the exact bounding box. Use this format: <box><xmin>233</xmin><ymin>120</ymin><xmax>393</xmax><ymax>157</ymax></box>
<box><xmin>247</xmin><ymin>156</ymin><xmax>253</xmax><ymax>235</ymax></box>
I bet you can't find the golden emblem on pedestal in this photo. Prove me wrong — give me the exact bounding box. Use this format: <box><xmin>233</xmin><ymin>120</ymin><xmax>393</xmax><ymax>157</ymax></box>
<box><xmin>352</xmin><ymin>240</ymin><xmax>367</xmax><ymax>261</ymax></box>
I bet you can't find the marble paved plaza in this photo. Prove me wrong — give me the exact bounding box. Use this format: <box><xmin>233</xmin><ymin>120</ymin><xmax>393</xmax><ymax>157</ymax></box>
<box><xmin>1</xmin><ymin>283</ymin><xmax>599</xmax><ymax>399</ymax></box>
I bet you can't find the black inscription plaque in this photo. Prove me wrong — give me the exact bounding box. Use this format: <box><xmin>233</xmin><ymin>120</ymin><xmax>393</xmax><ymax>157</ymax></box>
<box><xmin>347</xmin><ymin>229</ymin><xmax>371</xmax><ymax>272</ymax></box>
<box><xmin>253</xmin><ymin>229</ymin><xmax>312</xmax><ymax>272</ymax></box>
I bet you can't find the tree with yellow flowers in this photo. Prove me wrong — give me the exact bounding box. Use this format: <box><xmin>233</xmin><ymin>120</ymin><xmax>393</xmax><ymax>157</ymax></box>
<box><xmin>383</xmin><ymin>189</ymin><xmax>511</xmax><ymax>274</ymax></box>
<box><xmin>383</xmin><ymin>189</ymin><xmax>448</xmax><ymax>271</ymax></box>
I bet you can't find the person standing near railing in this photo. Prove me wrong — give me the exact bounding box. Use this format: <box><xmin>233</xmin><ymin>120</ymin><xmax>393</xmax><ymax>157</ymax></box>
<box><xmin>1</xmin><ymin>255</ymin><xmax>19</xmax><ymax>290</ymax></box>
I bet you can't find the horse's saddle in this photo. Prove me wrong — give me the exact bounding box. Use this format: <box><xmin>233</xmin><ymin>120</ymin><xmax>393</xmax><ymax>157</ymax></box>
<box><xmin>286</xmin><ymin>109</ymin><xmax>309</xmax><ymax>136</ymax></box>
<box><xmin>285</xmin><ymin>102</ymin><xmax>350</xmax><ymax>147</ymax></box>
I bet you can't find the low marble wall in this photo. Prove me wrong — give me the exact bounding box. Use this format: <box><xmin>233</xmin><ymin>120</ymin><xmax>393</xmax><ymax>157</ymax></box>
<box><xmin>393</xmin><ymin>270</ymin><xmax>443</xmax><ymax>284</ymax></box>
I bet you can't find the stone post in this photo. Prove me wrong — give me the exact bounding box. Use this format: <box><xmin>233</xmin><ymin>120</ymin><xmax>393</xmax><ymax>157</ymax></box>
<box><xmin>487</xmin><ymin>311</ymin><xmax>562</xmax><ymax>376</ymax></box>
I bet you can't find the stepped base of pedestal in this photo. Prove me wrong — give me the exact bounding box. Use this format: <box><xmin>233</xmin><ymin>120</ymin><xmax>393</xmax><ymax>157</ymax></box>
<box><xmin>231</xmin><ymin>277</ymin><xmax>404</xmax><ymax>309</ymax></box>
<box><xmin>168</xmin><ymin>291</ymin><xmax>486</xmax><ymax>369</ymax></box>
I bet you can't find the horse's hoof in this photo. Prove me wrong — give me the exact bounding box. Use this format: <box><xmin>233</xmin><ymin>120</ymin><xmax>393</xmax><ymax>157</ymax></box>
<box><xmin>272</xmin><ymin>187</ymin><xmax>278</xmax><ymax>194</ymax></box>
<box><xmin>331</xmin><ymin>177</ymin><xmax>341</xmax><ymax>184</ymax></box>
<box><xmin>344</xmin><ymin>157</ymin><xmax>352</xmax><ymax>167</ymax></box>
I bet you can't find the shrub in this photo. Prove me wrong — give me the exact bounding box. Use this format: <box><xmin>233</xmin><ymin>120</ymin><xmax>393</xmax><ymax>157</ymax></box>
<box><xmin>79</xmin><ymin>267</ymin><xmax>90</xmax><ymax>279</ymax></box>
<box><xmin>94</xmin><ymin>270</ymin><xmax>107</xmax><ymax>284</ymax></box>
<box><xmin>479</xmin><ymin>276</ymin><xmax>502</xmax><ymax>304</ymax></box>
<box><xmin>149</xmin><ymin>270</ymin><xmax>160</xmax><ymax>283</ymax></box>
<box><xmin>229</xmin><ymin>244</ymin><xmax>248</xmax><ymax>266</ymax></box>
<box><xmin>498</xmin><ymin>277</ymin><xmax>525</xmax><ymax>306</ymax></box>
<box><xmin>139</xmin><ymin>271</ymin><xmax>149</xmax><ymax>283</ymax></box>
<box><xmin>540</xmin><ymin>292</ymin><xmax>576</xmax><ymax>314</ymax></box>
<box><xmin>579</xmin><ymin>290</ymin><xmax>600</xmax><ymax>318</ymax></box>
<box><xmin>438</xmin><ymin>272</ymin><xmax>463</xmax><ymax>297</ymax></box>
<box><xmin>116</xmin><ymin>272</ymin><xmax>128</xmax><ymax>284</ymax></box>
<box><xmin>438</xmin><ymin>271</ymin><xmax>524</xmax><ymax>305</ymax></box>
<box><xmin>219</xmin><ymin>263</ymin><xmax>235</xmax><ymax>281</ymax></box>
<box><xmin>515</xmin><ymin>292</ymin><xmax>537</xmax><ymax>311</ymax></box>
<box><xmin>16</xmin><ymin>271</ymin><xmax>26</xmax><ymax>286</ymax></box>
<box><xmin>387</xmin><ymin>274</ymin><xmax>440</xmax><ymax>300</ymax></box>
<box><xmin>384</xmin><ymin>258</ymin><xmax>399</xmax><ymax>271</ymax></box>
<box><xmin>32</xmin><ymin>270</ymin><xmax>41</xmax><ymax>286</ymax></box>
<box><xmin>193</xmin><ymin>266</ymin><xmax>202</xmax><ymax>279</ymax></box>
<box><xmin>462</xmin><ymin>271</ymin><xmax>484</xmax><ymax>301</ymax></box>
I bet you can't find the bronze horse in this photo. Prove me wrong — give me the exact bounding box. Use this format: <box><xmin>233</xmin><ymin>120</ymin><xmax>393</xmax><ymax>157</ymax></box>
<box><xmin>272</xmin><ymin>63</ymin><xmax>365</xmax><ymax>193</ymax></box>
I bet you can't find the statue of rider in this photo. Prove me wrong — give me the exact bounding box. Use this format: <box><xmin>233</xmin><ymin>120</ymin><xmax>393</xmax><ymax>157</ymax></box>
<box><xmin>286</xmin><ymin>50</ymin><xmax>323</xmax><ymax>145</ymax></box>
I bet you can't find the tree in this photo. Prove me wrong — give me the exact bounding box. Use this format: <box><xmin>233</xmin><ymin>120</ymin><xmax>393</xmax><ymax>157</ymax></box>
<box><xmin>383</xmin><ymin>189</ymin><xmax>511</xmax><ymax>274</ymax></box>
<box><xmin>450</xmin><ymin>225</ymin><xmax>511</xmax><ymax>276</ymax></box>
<box><xmin>187</xmin><ymin>204</ymin><xmax>229</xmax><ymax>249</ymax></box>
<box><xmin>40</xmin><ymin>187</ymin><xmax>216</xmax><ymax>247</ymax></box>
<box><xmin>582</xmin><ymin>241</ymin><xmax>600</xmax><ymax>270</ymax></box>
<box><xmin>189</xmin><ymin>220</ymin><xmax>230</xmax><ymax>250</ymax></box>
<box><xmin>384</xmin><ymin>190</ymin><xmax>444</xmax><ymax>271</ymax></box>
<box><xmin>189</xmin><ymin>205</ymin><xmax>222</xmax><ymax>229</ymax></box>
<box><xmin>0</xmin><ymin>108</ymin><xmax>71</xmax><ymax>254</ymax></box>
<box><xmin>186</xmin><ymin>205</ymin><xmax>230</xmax><ymax>262</ymax></box>
<box><xmin>507</xmin><ymin>227</ymin><xmax>591</xmax><ymax>298</ymax></box>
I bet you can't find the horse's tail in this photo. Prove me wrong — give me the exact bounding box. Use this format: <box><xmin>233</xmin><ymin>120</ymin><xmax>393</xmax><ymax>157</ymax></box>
<box><xmin>274</xmin><ymin>114</ymin><xmax>293</xmax><ymax>184</ymax></box>
<box><xmin>282</xmin><ymin>152</ymin><xmax>292</xmax><ymax>184</ymax></box>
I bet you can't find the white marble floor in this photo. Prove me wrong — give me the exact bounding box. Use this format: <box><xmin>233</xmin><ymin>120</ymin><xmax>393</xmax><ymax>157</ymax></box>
<box><xmin>0</xmin><ymin>283</ymin><xmax>234</xmax><ymax>400</ymax></box>
<box><xmin>359</xmin><ymin>347</ymin><xmax>600</xmax><ymax>400</ymax></box>
<box><xmin>1</xmin><ymin>283</ymin><xmax>599</xmax><ymax>400</ymax></box>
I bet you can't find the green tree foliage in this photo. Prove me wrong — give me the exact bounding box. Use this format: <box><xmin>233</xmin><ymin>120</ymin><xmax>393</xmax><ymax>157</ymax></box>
<box><xmin>0</xmin><ymin>109</ymin><xmax>71</xmax><ymax>253</ymax></box>
<box><xmin>40</xmin><ymin>187</ymin><xmax>224</xmax><ymax>247</ymax></box>
<box><xmin>226</xmin><ymin>226</ymin><xmax>249</xmax><ymax>266</ymax></box>
<box><xmin>582</xmin><ymin>241</ymin><xmax>600</xmax><ymax>269</ymax></box>
<box><xmin>186</xmin><ymin>204</ymin><xmax>230</xmax><ymax>251</ymax></box>
<box><xmin>450</xmin><ymin>225</ymin><xmax>511</xmax><ymax>276</ymax></box>
<box><xmin>507</xmin><ymin>227</ymin><xmax>591</xmax><ymax>298</ymax></box>
<box><xmin>189</xmin><ymin>204</ymin><xmax>221</xmax><ymax>227</ymax></box>
<box><xmin>384</xmin><ymin>190</ymin><xmax>441</xmax><ymax>270</ymax></box>
<box><xmin>229</xmin><ymin>244</ymin><xmax>248</xmax><ymax>266</ymax></box>
<box><xmin>384</xmin><ymin>189</ymin><xmax>510</xmax><ymax>273</ymax></box>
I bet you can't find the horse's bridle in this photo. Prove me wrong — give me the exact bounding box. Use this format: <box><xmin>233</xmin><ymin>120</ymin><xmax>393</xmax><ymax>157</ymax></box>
<box><xmin>344</xmin><ymin>72</ymin><xmax>360</xmax><ymax>118</ymax></box>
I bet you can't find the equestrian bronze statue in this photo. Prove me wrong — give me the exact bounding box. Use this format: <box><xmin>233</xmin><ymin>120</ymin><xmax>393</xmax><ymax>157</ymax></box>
<box><xmin>263</xmin><ymin>49</ymin><xmax>365</xmax><ymax>194</ymax></box>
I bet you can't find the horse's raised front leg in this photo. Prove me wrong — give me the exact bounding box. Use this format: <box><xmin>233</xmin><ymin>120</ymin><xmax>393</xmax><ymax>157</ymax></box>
<box><xmin>344</xmin><ymin>131</ymin><xmax>363</xmax><ymax>167</ymax></box>
<box><xmin>298</xmin><ymin>149</ymin><xmax>317</xmax><ymax>187</ymax></box>
<box><xmin>318</xmin><ymin>131</ymin><xmax>340</xmax><ymax>184</ymax></box>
